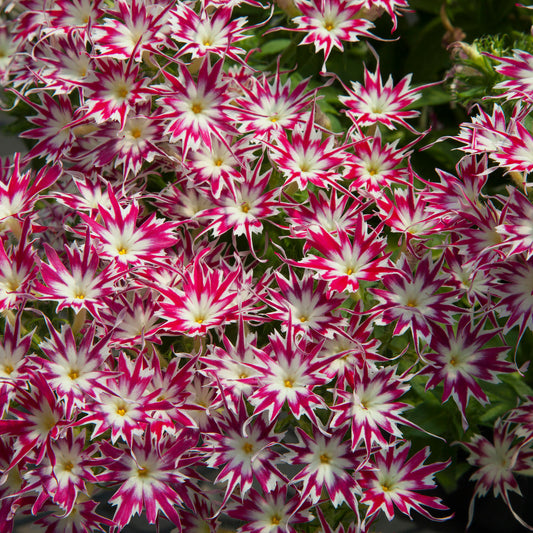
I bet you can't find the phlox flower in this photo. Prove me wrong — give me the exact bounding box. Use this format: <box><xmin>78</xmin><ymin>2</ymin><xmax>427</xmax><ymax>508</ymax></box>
<box><xmin>359</xmin><ymin>0</ymin><xmax>411</xmax><ymax>31</ymax></box>
<box><xmin>34</xmin><ymin>499</ymin><xmax>113</xmax><ymax>533</ymax></box>
<box><xmin>340</xmin><ymin>61</ymin><xmax>430</xmax><ymax>133</ymax></box>
<box><xmin>47</xmin><ymin>0</ymin><xmax>105</xmax><ymax>32</ymax></box>
<box><xmin>359</xmin><ymin>441</ymin><xmax>452</xmax><ymax>523</ymax></box>
<box><xmin>170</xmin><ymin>3</ymin><xmax>251</xmax><ymax>63</ymax></box>
<box><xmin>53</xmin><ymin>173</ymin><xmax>113</xmax><ymax>215</ymax></box>
<box><xmin>80</xmin><ymin>58</ymin><xmax>149</xmax><ymax>129</ymax></box>
<box><xmin>92</xmin><ymin>0</ymin><xmax>172</xmax><ymax>61</ymax></box>
<box><xmin>90</xmin><ymin>104</ymin><xmax>168</xmax><ymax>177</ymax></box>
<box><xmin>185</xmin><ymin>135</ymin><xmax>248</xmax><ymax>198</ymax></box>
<box><xmin>284</xmin><ymin>427</ymin><xmax>363</xmax><ymax>510</ymax></box>
<box><xmin>204</xmin><ymin>399</ymin><xmax>287</xmax><ymax>509</ymax></box>
<box><xmin>80</xmin><ymin>187</ymin><xmax>179</xmax><ymax>267</ymax></box>
<box><xmin>266</xmin><ymin>108</ymin><xmax>348</xmax><ymax>190</ymax></box>
<box><xmin>318</xmin><ymin>305</ymin><xmax>385</xmax><ymax>388</ymax></box>
<box><xmin>494</xmin><ymin>256</ymin><xmax>533</xmax><ymax>342</ymax></box>
<box><xmin>285</xmin><ymin>189</ymin><xmax>364</xmax><ymax>238</ymax></box>
<box><xmin>247</xmin><ymin>328</ymin><xmax>332</xmax><ymax>429</ymax></box>
<box><xmin>375</xmin><ymin>183</ymin><xmax>447</xmax><ymax>246</ymax></box>
<box><xmin>80</xmin><ymin>353</ymin><xmax>161</xmax><ymax>446</ymax></box>
<box><xmin>0</xmin><ymin>313</ymin><xmax>33</xmax><ymax>413</ymax></box>
<box><xmin>20</xmin><ymin>428</ymin><xmax>97</xmax><ymax>516</ymax></box>
<box><xmin>37</xmin><ymin>319</ymin><xmax>112</xmax><ymax>416</ymax></box>
<box><xmin>264</xmin><ymin>269</ymin><xmax>347</xmax><ymax>339</ymax></box>
<box><xmin>344</xmin><ymin>132</ymin><xmax>411</xmax><ymax>195</ymax></box>
<box><xmin>292</xmin><ymin>0</ymin><xmax>375</xmax><ymax>72</ymax></box>
<box><xmin>35</xmin><ymin>238</ymin><xmax>120</xmax><ymax>317</ymax></box>
<box><xmin>201</xmin><ymin>318</ymin><xmax>265</xmax><ymax>412</ymax></box>
<box><xmin>451</xmin><ymin>200</ymin><xmax>506</xmax><ymax>264</ymax></box>
<box><xmin>97</xmin><ymin>428</ymin><xmax>199</xmax><ymax>529</ymax></box>
<box><xmin>16</xmin><ymin>92</ymin><xmax>80</xmax><ymax>164</ymax></box>
<box><xmin>145</xmin><ymin>354</ymin><xmax>199</xmax><ymax>435</ymax></box>
<box><xmin>0</xmin><ymin>220</ymin><xmax>38</xmax><ymax>311</ymax></box>
<box><xmin>370</xmin><ymin>253</ymin><xmax>460</xmax><ymax>344</ymax></box>
<box><xmin>496</xmin><ymin>187</ymin><xmax>533</xmax><ymax>259</ymax></box>
<box><xmin>451</xmin><ymin>104</ymin><xmax>514</xmax><ymax>155</ymax></box>
<box><xmin>420</xmin><ymin>155</ymin><xmax>489</xmax><ymax>223</ymax></box>
<box><xmin>460</xmin><ymin>419</ymin><xmax>533</xmax><ymax>529</ymax></box>
<box><xmin>0</xmin><ymin>371</ymin><xmax>67</xmax><ymax>474</ymax></box>
<box><xmin>421</xmin><ymin>316</ymin><xmax>513</xmax><ymax>429</ymax></box>
<box><xmin>233</xmin><ymin>69</ymin><xmax>315</xmax><ymax>140</ymax></box>
<box><xmin>196</xmin><ymin>156</ymin><xmax>280</xmax><ymax>253</ymax></box>
<box><xmin>0</xmin><ymin>153</ymin><xmax>61</xmax><ymax>222</ymax></box>
<box><xmin>157</xmin><ymin>254</ymin><xmax>245</xmax><ymax>337</ymax></box>
<box><xmin>290</xmin><ymin>216</ymin><xmax>393</xmax><ymax>294</ymax></box>
<box><xmin>490</xmin><ymin>120</ymin><xmax>533</xmax><ymax>179</ymax></box>
<box><xmin>491</xmin><ymin>49</ymin><xmax>533</xmax><ymax>102</ymax></box>
<box><xmin>97</xmin><ymin>290</ymin><xmax>161</xmax><ymax>348</ymax></box>
<box><xmin>226</xmin><ymin>486</ymin><xmax>314</xmax><ymax>533</ymax></box>
<box><xmin>156</xmin><ymin>58</ymin><xmax>235</xmax><ymax>160</ymax></box>
<box><xmin>330</xmin><ymin>363</ymin><xmax>420</xmax><ymax>452</ymax></box>
<box><xmin>442</xmin><ymin>248</ymin><xmax>497</xmax><ymax>308</ymax></box>
<box><xmin>32</xmin><ymin>31</ymin><xmax>92</xmax><ymax>96</ymax></box>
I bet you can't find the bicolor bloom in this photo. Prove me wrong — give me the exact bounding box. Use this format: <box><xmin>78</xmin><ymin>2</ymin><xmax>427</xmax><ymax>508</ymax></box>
<box><xmin>97</xmin><ymin>428</ymin><xmax>199</xmax><ymax>529</ymax></box>
<box><xmin>421</xmin><ymin>316</ymin><xmax>513</xmax><ymax>429</ymax></box>
<box><xmin>233</xmin><ymin>70</ymin><xmax>315</xmax><ymax>140</ymax></box>
<box><xmin>370</xmin><ymin>253</ymin><xmax>460</xmax><ymax>344</ymax></box>
<box><xmin>226</xmin><ymin>486</ymin><xmax>314</xmax><ymax>533</ymax></box>
<box><xmin>170</xmin><ymin>3</ymin><xmax>251</xmax><ymax>63</ymax></box>
<box><xmin>459</xmin><ymin>419</ymin><xmax>533</xmax><ymax>529</ymax></box>
<box><xmin>80</xmin><ymin>187</ymin><xmax>179</xmax><ymax>268</ymax></box>
<box><xmin>289</xmin><ymin>216</ymin><xmax>393</xmax><ymax>294</ymax></box>
<box><xmin>359</xmin><ymin>441</ymin><xmax>452</xmax><ymax>523</ymax></box>
<box><xmin>284</xmin><ymin>427</ymin><xmax>363</xmax><ymax>510</ymax></box>
<box><xmin>156</xmin><ymin>58</ymin><xmax>235</xmax><ymax>160</ymax></box>
<box><xmin>292</xmin><ymin>0</ymin><xmax>376</xmax><ymax>72</ymax></box>
<box><xmin>247</xmin><ymin>328</ymin><xmax>332</xmax><ymax>429</ymax></box>
<box><xmin>157</xmin><ymin>254</ymin><xmax>244</xmax><ymax>337</ymax></box>
<box><xmin>340</xmin><ymin>62</ymin><xmax>430</xmax><ymax>133</ymax></box>
<box><xmin>35</xmin><ymin>239</ymin><xmax>119</xmax><ymax>317</ymax></box>
<box><xmin>204</xmin><ymin>399</ymin><xmax>287</xmax><ymax>509</ymax></box>
<box><xmin>330</xmin><ymin>363</ymin><xmax>420</xmax><ymax>452</ymax></box>
<box><xmin>266</xmin><ymin>108</ymin><xmax>348</xmax><ymax>190</ymax></box>
<box><xmin>92</xmin><ymin>0</ymin><xmax>171</xmax><ymax>61</ymax></box>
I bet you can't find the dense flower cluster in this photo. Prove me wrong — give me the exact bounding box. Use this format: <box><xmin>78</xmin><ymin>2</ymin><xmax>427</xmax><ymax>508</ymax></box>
<box><xmin>0</xmin><ymin>0</ymin><xmax>532</xmax><ymax>532</ymax></box>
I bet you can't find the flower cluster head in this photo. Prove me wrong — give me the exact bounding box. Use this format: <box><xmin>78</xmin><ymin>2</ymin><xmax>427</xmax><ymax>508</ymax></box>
<box><xmin>0</xmin><ymin>1</ymin><xmax>532</xmax><ymax>532</ymax></box>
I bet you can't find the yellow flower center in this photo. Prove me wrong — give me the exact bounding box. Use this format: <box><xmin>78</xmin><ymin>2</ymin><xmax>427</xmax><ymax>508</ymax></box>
<box><xmin>284</xmin><ymin>379</ymin><xmax>294</xmax><ymax>388</ymax></box>
<box><xmin>68</xmin><ymin>369</ymin><xmax>79</xmax><ymax>380</ymax></box>
<box><xmin>191</xmin><ymin>102</ymin><xmax>203</xmax><ymax>114</ymax></box>
<box><xmin>116</xmin><ymin>407</ymin><xmax>127</xmax><ymax>416</ymax></box>
<box><xmin>63</xmin><ymin>460</ymin><xmax>74</xmax><ymax>472</ymax></box>
<box><xmin>320</xmin><ymin>453</ymin><xmax>330</xmax><ymax>464</ymax></box>
<box><xmin>3</xmin><ymin>364</ymin><xmax>13</xmax><ymax>375</ymax></box>
<box><xmin>118</xmin><ymin>248</ymin><xmax>127</xmax><ymax>255</ymax></box>
<box><xmin>242</xmin><ymin>442</ymin><xmax>254</xmax><ymax>454</ymax></box>
<box><xmin>271</xmin><ymin>515</ymin><xmax>281</xmax><ymax>525</ymax></box>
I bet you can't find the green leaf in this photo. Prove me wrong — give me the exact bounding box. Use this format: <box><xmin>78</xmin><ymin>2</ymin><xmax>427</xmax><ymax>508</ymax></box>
<box><xmin>257</xmin><ymin>38</ymin><xmax>292</xmax><ymax>56</ymax></box>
